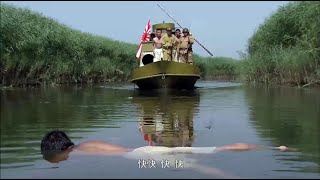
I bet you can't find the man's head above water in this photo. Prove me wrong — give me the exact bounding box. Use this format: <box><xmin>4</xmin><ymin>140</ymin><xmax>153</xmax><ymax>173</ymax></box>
<box><xmin>40</xmin><ymin>130</ymin><xmax>75</xmax><ymax>163</ymax></box>
<box><xmin>41</xmin><ymin>130</ymin><xmax>74</xmax><ymax>152</ymax></box>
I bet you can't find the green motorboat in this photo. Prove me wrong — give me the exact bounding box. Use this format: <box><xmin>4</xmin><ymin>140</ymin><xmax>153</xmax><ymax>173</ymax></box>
<box><xmin>130</xmin><ymin>22</ymin><xmax>201</xmax><ymax>90</ymax></box>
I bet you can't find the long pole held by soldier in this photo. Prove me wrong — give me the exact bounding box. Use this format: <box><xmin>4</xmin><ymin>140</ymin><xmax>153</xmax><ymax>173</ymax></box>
<box><xmin>156</xmin><ymin>3</ymin><xmax>214</xmax><ymax>57</ymax></box>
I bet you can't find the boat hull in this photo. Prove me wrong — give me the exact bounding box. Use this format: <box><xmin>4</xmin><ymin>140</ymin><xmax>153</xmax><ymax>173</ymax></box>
<box><xmin>130</xmin><ymin>61</ymin><xmax>200</xmax><ymax>90</ymax></box>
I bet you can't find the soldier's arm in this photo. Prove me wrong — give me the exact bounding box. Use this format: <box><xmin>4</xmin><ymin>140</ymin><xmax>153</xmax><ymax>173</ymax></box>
<box><xmin>189</xmin><ymin>35</ymin><xmax>195</xmax><ymax>44</ymax></box>
<box><xmin>161</xmin><ymin>36</ymin><xmax>170</xmax><ymax>48</ymax></box>
<box><xmin>175</xmin><ymin>36</ymin><xmax>180</xmax><ymax>49</ymax></box>
<box><xmin>160</xmin><ymin>37</ymin><xmax>166</xmax><ymax>48</ymax></box>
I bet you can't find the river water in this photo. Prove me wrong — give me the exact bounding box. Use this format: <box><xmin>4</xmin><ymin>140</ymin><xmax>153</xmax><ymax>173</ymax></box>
<box><xmin>1</xmin><ymin>81</ymin><xmax>319</xmax><ymax>179</ymax></box>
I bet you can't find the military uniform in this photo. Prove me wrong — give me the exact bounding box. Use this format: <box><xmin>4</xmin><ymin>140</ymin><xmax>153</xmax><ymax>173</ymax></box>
<box><xmin>161</xmin><ymin>28</ymin><xmax>178</xmax><ymax>61</ymax></box>
<box><xmin>174</xmin><ymin>29</ymin><xmax>182</xmax><ymax>62</ymax></box>
<box><xmin>173</xmin><ymin>36</ymin><xmax>180</xmax><ymax>62</ymax></box>
<box><xmin>178</xmin><ymin>28</ymin><xmax>195</xmax><ymax>64</ymax></box>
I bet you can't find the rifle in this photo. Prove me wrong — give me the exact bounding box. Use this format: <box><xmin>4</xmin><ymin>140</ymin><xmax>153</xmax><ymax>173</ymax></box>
<box><xmin>157</xmin><ymin>3</ymin><xmax>213</xmax><ymax>56</ymax></box>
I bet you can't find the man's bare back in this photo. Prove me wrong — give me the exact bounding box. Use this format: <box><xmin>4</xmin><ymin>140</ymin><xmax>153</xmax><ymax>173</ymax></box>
<box><xmin>41</xmin><ymin>130</ymin><xmax>290</xmax><ymax>178</ymax></box>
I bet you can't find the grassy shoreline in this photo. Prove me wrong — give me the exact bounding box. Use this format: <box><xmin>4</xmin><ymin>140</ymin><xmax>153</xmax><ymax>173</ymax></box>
<box><xmin>1</xmin><ymin>2</ymin><xmax>319</xmax><ymax>88</ymax></box>
<box><xmin>240</xmin><ymin>1</ymin><xmax>320</xmax><ymax>87</ymax></box>
<box><xmin>1</xmin><ymin>4</ymin><xmax>138</xmax><ymax>87</ymax></box>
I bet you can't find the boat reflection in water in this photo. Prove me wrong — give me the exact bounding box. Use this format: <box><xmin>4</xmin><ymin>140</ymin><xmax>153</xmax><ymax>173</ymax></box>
<box><xmin>132</xmin><ymin>90</ymin><xmax>200</xmax><ymax>147</ymax></box>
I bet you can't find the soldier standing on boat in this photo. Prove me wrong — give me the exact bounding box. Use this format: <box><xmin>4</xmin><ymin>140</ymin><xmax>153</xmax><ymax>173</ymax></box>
<box><xmin>153</xmin><ymin>29</ymin><xmax>163</xmax><ymax>62</ymax></box>
<box><xmin>161</xmin><ymin>27</ymin><xmax>178</xmax><ymax>61</ymax></box>
<box><xmin>179</xmin><ymin>28</ymin><xmax>195</xmax><ymax>64</ymax></box>
<box><xmin>173</xmin><ymin>29</ymin><xmax>181</xmax><ymax>62</ymax></box>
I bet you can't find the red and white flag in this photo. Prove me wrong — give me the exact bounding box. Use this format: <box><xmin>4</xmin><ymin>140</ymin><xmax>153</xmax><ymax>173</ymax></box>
<box><xmin>136</xmin><ymin>20</ymin><xmax>151</xmax><ymax>59</ymax></box>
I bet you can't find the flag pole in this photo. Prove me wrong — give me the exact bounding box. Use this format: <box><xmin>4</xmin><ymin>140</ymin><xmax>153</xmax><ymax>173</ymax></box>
<box><xmin>136</xmin><ymin>19</ymin><xmax>152</xmax><ymax>65</ymax></box>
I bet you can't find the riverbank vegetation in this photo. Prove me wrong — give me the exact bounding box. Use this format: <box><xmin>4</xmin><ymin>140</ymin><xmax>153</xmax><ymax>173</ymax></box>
<box><xmin>240</xmin><ymin>1</ymin><xmax>320</xmax><ymax>87</ymax></box>
<box><xmin>199</xmin><ymin>1</ymin><xmax>320</xmax><ymax>87</ymax></box>
<box><xmin>1</xmin><ymin>4</ymin><xmax>137</xmax><ymax>87</ymax></box>
<box><xmin>1</xmin><ymin>2</ymin><xmax>319</xmax><ymax>87</ymax></box>
<box><xmin>194</xmin><ymin>55</ymin><xmax>240</xmax><ymax>81</ymax></box>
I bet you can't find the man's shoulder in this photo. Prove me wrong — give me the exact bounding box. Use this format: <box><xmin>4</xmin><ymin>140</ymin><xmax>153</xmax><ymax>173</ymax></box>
<box><xmin>161</xmin><ymin>34</ymin><xmax>169</xmax><ymax>39</ymax></box>
<box><xmin>172</xmin><ymin>36</ymin><xmax>178</xmax><ymax>40</ymax></box>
